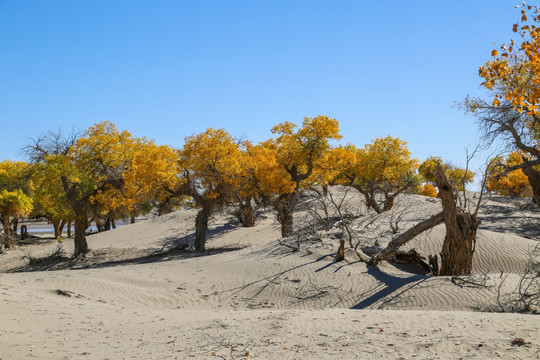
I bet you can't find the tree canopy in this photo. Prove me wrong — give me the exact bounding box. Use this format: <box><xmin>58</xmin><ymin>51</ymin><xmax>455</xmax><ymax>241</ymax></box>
<box><xmin>178</xmin><ymin>128</ymin><xmax>243</xmax><ymax>252</ymax></box>
<box><xmin>264</xmin><ymin>115</ymin><xmax>342</xmax><ymax>237</ymax></box>
<box><xmin>487</xmin><ymin>151</ymin><xmax>534</xmax><ymax>197</ymax></box>
<box><xmin>13</xmin><ymin>115</ymin><xmax>487</xmax><ymax>255</ymax></box>
<box><xmin>0</xmin><ymin>161</ymin><xmax>33</xmax><ymax>236</ymax></box>
<box><xmin>466</xmin><ymin>4</ymin><xmax>540</xmax><ymax>202</ymax></box>
<box><xmin>339</xmin><ymin>136</ymin><xmax>420</xmax><ymax>213</ymax></box>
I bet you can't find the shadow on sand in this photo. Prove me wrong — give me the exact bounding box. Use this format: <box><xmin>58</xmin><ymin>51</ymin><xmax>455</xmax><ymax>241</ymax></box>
<box><xmin>8</xmin><ymin>245</ymin><xmax>245</xmax><ymax>273</ymax></box>
<box><xmin>352</xmin><ymin>266</ymin><xmax>427</xmax><ymax>309</ymax></box>
<box><xmin>7</xmin><ymin>220</ymin><xmax>243</xmax><ymax>273</ymax></box>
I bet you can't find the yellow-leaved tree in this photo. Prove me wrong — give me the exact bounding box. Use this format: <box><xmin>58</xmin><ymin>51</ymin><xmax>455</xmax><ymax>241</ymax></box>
<box><xmin>31</xmin><ymin>159</ymin><xmax>75</xmax><ymax>238</ymax></box>
<box><xmin>229</xmin><ymin>141</ymin><xmax>294</xmax><ymax>228</ymax></box>
<box><xmin>61</xmin><ymin>121</ymin><xmax>139</xmax><ymax>254</ymax></box>
<box><xmin>0</xmin><ymin>161</ymin><xmax>33</xmax><ymax>237</ymax></box>
<box><xmin>416</xmin><ymin>183</ymin><xmax>438</xmax><ymax>198</ymax></box>
<box><xmin>487</xmin><ymin>151</ymin><xmax>534</xmax><ymax>197</ymax></box>
<box><xmin>178</xmin><ymin>128</ymin><xmax>243</xmax><ymax>252</ymax></box>
<box><xmin>0</xmin><ymin>189</ymin><xmax>33</xmax><ymax>237</ymax></box>
<box><xmin>465</xmin><ymin>4</ymin><xmax>540</xmax><ymax>202</ymax></box>
<box><xmin>263</xmin><ymin>116</ymin><xmax>342</xmax><ymax>237</ymax></box>
<box><xmin>27</xmin><ymin>122</ymin><xmax>188</xmax><ymax>256</ymax></box>
<box><xmin>339</xmin><ymin>136</ymin><xmax>419</xmax><ymax>213</ymax></box>
<box><xmin>419</xmin><ymin>156</ymin><xmax>475</xmax><ymax>192</ymax></box>
<box><xmin>313</xmin><ymin>145</ymin><xmax>357</xmax><ymax>191</ymax></box>
<box><xmin>89</xmin><ymin>137</ymin><xmax>182</xmax><ymax>229</ymax></box>
<box><xmin>120</xmin><ymin>140</ymin><xmax>181</xmax><ymax>222</ymax></box>
<box><xmin>27</xmin><ymin>122</ymin><xmax>165</xmax><ymax>256</ymax></box>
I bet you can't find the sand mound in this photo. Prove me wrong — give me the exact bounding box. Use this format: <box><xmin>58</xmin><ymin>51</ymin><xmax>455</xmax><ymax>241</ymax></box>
<box><xmin>0</xmin><ymin>191</ymin><xmax>538</xmax><ymax>359</ymax></box>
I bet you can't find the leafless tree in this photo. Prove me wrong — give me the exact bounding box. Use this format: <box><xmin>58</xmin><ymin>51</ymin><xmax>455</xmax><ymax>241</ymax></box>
<box><xmin>23</xmin><ymin>128</ymin><xmax>80</xmax><ymax>162</ymax></box>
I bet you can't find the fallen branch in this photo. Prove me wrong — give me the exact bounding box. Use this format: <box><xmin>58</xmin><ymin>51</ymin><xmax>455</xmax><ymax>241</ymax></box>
<box><xmin>369</xmin><ymin>212</ymin><xmax>444</xmax><ymax>266</ymax></box>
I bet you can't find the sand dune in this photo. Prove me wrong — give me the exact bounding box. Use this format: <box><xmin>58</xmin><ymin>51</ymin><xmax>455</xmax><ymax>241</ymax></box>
<box><xmin>0</xmin><ymin>191</ymin><xmax>538</xmax><ymax>359</ymax></box>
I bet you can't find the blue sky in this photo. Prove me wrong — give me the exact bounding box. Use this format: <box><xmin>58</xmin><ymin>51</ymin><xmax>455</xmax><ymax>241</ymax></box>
<box><xmin>0</xmin><ymin>0</ymin><xmax>522</xmax><ymax>178</ymax></box>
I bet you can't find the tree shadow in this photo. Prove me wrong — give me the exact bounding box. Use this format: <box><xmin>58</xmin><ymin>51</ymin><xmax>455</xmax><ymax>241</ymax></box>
<box><xmin>219</xmin><ymin>253</ymin><xmax>333</xmax><ymax>300</ymax></box>
<box><xmin>478</xmin><ymin>201</ymin><xmax>539</xmax><ymax>239</ymax></box>
<box><xmin>314</xmin><ymin>255</ymin><xmax>357</xmax><ymax>273</ymax></box>
<box><xmin>8</xmin><ymin>241</ymin><xmax>244</xmax><ymax>274</ymax></box>
<box><xmin>157</xmin><ymin>221</ymin><xmax>239</xmax><ymax>250</ymax></box>
<box><xmin>6</xmin><ymin>218</ymin><xmax>248</xmax><ymax>273</ymax></box>
<box><xmin>351</xmin><ymin>266</ymin><xmax>427</xmax><ymax>309</ymax></box>
<box><xmin>14</xmin><ymin>235</ymin><xmax>55</xmax><ymax>246</ymax></box>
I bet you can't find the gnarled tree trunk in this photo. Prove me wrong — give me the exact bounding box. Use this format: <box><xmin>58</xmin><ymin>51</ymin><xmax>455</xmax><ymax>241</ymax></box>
<box><xmin>275</xmin><ymin>193</ymin><xmax>296</xmax><ymax>237</ymax></box>
<box><xmin>1</xmin><ymin>211</ymin><xmax>10</xmax><ymax>236</ymax></box>
<box><xmin>435</xmin><ymin>166</ymin><xmax>479</xmax><ymax>276</ymax></box>
<box><xmin>521</xmin><ymin>164</ymin><xmax>540</xmax><ymax>204</ymax></box>
<box><xmin>195</xmin><ymin>204</ymin><xmax>212</xmax><ymax>253</ymax></box>
<box><xmin>61</xmin><ymin>176</ymin><xmax>90</xmax><ymax>257</ymax></box>
<box><xmin>355</xmin><ymin>187</ymin><xmax>383</xmax><ymax>214</ymax></box>
<box><xmin>74</xmin><ymin>212</ymin><xmax>89</xmax><ymax>257</ymax></box>
<box><xmin>11</xmin><ymin>218</ymin><xmax>18</xmax><ymax>235</ymax></box>
<box><xmin>233</xmin><ymin>197</ymin><xmax>256</xmax><ymax>227</ymax></box>
<box><xmin>368</xmin><ymin>168</ymin><xmax>479</xmax><ymax>275</ymax></box>
<box><xmin>105</xmin><ymin>217</ymin><xmax>111</xmax><ymax>231</ymax></box>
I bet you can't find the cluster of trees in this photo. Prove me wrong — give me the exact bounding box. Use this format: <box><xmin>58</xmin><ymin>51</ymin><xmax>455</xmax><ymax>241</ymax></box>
<box><xmin>0</xmin><ymin>117</ymin><xmax>480</xmax><ymax>257</ymax></box>
<box><xmin>0</xmin><ymin>115</ymin><xmax>531</xmax><ymax>259</ymax></box>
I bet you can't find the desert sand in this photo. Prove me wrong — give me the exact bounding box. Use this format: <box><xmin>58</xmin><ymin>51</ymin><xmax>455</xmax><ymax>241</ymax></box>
<box><xmin>0</xmin><ymin>190</ymin><xmax>539</xmax><ymax>359</ymax></box>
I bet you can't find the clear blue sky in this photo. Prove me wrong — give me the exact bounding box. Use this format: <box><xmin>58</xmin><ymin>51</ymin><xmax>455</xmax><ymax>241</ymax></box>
<box><xmin>0</xmin><ymin>0</ymin><xmax>522</xmax><ymax>176</ymax></box>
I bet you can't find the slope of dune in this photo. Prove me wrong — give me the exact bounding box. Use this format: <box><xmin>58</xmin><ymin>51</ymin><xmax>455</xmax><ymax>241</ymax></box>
<box><xmin>0</xmin><ymin>191</ymin><xmax>538</xmax><ymax>359</ymax></box>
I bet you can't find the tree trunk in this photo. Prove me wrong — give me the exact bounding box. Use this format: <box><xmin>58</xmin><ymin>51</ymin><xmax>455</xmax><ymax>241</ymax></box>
<box><xmin>239</xmin><ymin>198</ymin><xmax>256</xmax><ymax>227</ymax></box>
<box><xmin>521</xmin><ymin>164</ymin><xmax>540</xmax><ymax>204</ymax></box>
<box><xmin>59</xmin><ymin>219</ymin><xmax>66</xmax><ymax>237</ymax></box>
<box><xmin>157</xmin><ymin>200</ymin><xmax>173</xmax><ymax>216</ymax></box>
<box><xmin>130</xmin><ymin>216</ymin><xmax>136</xmax><ymax>224</ymax></box>
<box><xmin>355</xmin><ymin>187</ymin><xmax>383</xmax><ymax>214</ymax></box>
<box><xmin>105</xmin><ymin>217</ymin><xmax>111</xmax><ymax>231</ymax></box>
<box><xmin>275</xmin><ymin>193</ymin><xmax>296</xmax><ymax>237</ymax></box>
<box><xmin>67</xmin><ymin>221</ymin><xmax>72</xmax><ymax>238</ymax></box>
<box><xmin>11</xmin><ymin>218</ymin><xmax>18</xmax><ymax>235</ymax></box>
<box><xmin>195</xmin><ymin>205</ymin><xmax>212</xmax><ymax>253</ymax></box>
<box><xmin>2</xmin><ymin>211</ymin><xmax>10</xmax><ymax>236</ymax></box>
<box><xmin>111</xmin><ymin>218</ymin><xmax>116</xmax><ymax>229</ymax></box>
<box><xmin>95</xmin><ymin>216</ymin><xmax>105</xmax><ymax>232</ymax></box>
<box><xmin>53</xmin><ymin>219</ymin><xmax>61</xmax><ymax>238</ymax></box>
<box><xmin>382</xmin><ymin>197</ymin><xmax>395</xmax><ymax>212</ymax></box>
<box><xmin>435</xmin><ymin>166</ymin><xmax>479</xmax><ymax>276</ymax></box>
<box><xmin>382</xmin><ymin>187</ymin><xmax>408</xmax><ymax>212</ymax></box>
<box><xmin>74</xmin><ymin>214</ymin><xmax>89</xmax><ymax>257</ymax></box>
<box><xmin>62</xmin><ymin>173</ymin><xmax>90</xmax><ymax>256</ymax></box>
<box><xmin>20</xmin><ymin>225</ymin><xmax>28</xmax><ymax>240</ymax></box>
<box><xmin>72</xmin><ymin>204</ymin><xmax>89</xmax><ymax>257</ymax></box>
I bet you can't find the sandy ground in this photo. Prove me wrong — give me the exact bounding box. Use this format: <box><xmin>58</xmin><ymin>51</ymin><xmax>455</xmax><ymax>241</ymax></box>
<box><xmin>0</xmin><ymin>191</ymin><xmax>539</xmax><ymax>359</ymax></box>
